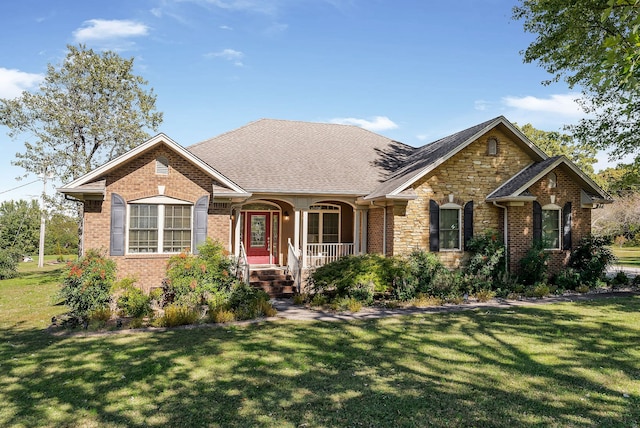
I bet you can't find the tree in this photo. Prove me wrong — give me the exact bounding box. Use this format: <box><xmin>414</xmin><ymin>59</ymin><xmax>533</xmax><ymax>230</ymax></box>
<box><xmin>596</xmin><ymin>163</ymin><xmax>640</xmax><ymax>195</ymax></box>
<box><xmin>0</xmin><ymin>199</ymin><xmax>40</xmax><ymax>256</ymax></box>
<box><xmin>45</xmin><ymin>212</ymin><xmax>79</xmax><ymax>255</ymax></box>
<box><xmin>517</xmin><ymin>123</ymin><xmax>598</xmax><ymax>178</ymax></box>
<box><xmin>513</xmin><ymin>0</ymin><xmax>640</xmax><ymax>164</ymax></box>
<box><xmin>0</xmin><ymin>44</ymin><xmax>163</xmax><ymax>185</ymax></box>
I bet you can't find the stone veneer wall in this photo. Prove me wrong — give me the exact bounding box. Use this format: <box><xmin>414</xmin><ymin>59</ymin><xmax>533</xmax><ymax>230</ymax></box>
<box><xmin>391</xmin><ymin>128</ymin><xmax>533</xmax><ymax>268</ymax></box>
<box><xmin>82</xmin><ymin>143</ymin><xmax>230</xmax><ymax>292</ymax></box>
<box><xmin>389</xmin><ymin>128</ymin><xmax>592</xmax><ymax>275</ymax></box>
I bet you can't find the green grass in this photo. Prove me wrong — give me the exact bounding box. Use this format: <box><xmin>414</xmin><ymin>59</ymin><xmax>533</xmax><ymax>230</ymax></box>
<box><xmin>0</xmin><ymin>266</ymin><xmax>639</xmax><ymax>427</ymax></box>
<box><xmin>611</xmin><ymin>246</ymin><xmax>640</xmax><ymax>268</ymax></box>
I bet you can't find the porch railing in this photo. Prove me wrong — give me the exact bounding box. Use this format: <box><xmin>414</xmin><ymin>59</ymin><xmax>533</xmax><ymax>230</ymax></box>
<box><xmin>287</xmin><ymin>239</ymin><xmax>302</xmax><ymax>293</ymax></box>
<box><xmin>236</xmin><ymin>241</ymin><xmax>250</xmax><ymax>285</ymax></box>
<box><xmin>305</xmin><ymin>243</ymin><xmax>354</xmax><ymax>267</ymax></box>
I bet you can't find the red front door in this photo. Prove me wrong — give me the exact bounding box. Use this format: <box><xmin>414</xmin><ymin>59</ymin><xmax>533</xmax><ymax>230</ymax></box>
<box><xmin>245</xmin><ymin>212</ymin><xmax>279</xmax><ymax>264</ymax></box>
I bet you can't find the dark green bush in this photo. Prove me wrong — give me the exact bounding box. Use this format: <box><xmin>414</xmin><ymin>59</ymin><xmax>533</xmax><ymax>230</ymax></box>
<box><xmin>568</xmin><ymin>236</ymin><xmax>616</xmax><ymax>286</ymax></box>
<box><xmin>310</xmin><ymin>254</ymin><xmax>401</xmax><ymax>299</ymax></box>
<box><xmin>518</xmin><ymin>240</ymin><xmax>550</xmax><ymax>285</ymax></box>
<box><xmin>551</xmin><ymin>267</ymin><xmax>582</xmax><ymax>291</ymax></box>
<box><xmin>0</xmin><ymin>248</ymin><xmax>20</xmax><ymax>280</ymax></box>
<box><xmin>464</xmin><ymin>229</ymin><xmax>506</xmax><ymax>292</ymax></box>
<box><xmin>611</xmin><ymin>271</ymin><xmax>629</xmax><ymax>289</ymax></box>
<box><xmin>59</xmin><ymin>249</ymin><xmax>116</xmax><ymax>320</ymax></box>
<box><xmin>404</xmin><ymin>250</ymin><xmax>445</xmax><ymax>295</ymax></box>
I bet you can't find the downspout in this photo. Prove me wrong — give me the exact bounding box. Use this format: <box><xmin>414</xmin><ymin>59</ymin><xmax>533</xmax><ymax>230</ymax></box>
<box><xmin>371</xmin><ymin>201</ymin><xmax>387</xmax><ymax>255</ymax></box>
<box><xmin>492</xmin><ymin>201</ymin><xmax>508</xmax><ymax>272</ymax></box>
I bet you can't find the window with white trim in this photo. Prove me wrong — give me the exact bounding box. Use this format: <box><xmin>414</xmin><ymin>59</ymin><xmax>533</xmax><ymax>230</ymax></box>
<box><xmin>439</xmin><ymin>206</ymin><xmax>461</xmax><ymax>250</ymax></box>
<box><xmin>548</xmin><ymin>172</ymin><xmax>557</xmax><ymax>188</ymax></box>
<box><xmin>487</xmin><ymin>137</ymin><xmax>498</xmax><ymax>156</ymax></box>
<box><xmin>542</xmin><ymin>207</ymin><xmax>561</xmax><ymax>249</ymax></box>
<box><xmin>307</xmin><ymin>204</ymin><xmax>340</xmax><ymax>244</ymax></box>
<box><xmin>127</xmin><ymin>202</ymin><xmax>192</xmax><ymax>253</ymax></box>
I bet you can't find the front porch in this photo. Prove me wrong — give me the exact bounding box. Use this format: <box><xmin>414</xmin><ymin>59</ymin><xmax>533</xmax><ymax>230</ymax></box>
<box><xmin>230</xmin><ymin>198</ymin><xmax>369</xmax><ymax>292</ymax></box>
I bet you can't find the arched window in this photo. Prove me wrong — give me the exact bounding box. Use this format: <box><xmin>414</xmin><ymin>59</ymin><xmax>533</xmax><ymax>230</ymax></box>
<box><xmin>548</xmin><ymin>172</ymin><xmax>557</xmax><ymax>188</ymax></box>
<box><xmin>487</xmin><ymin>138</ymin><xmax>498</xmax><ymax>156</ymax></box>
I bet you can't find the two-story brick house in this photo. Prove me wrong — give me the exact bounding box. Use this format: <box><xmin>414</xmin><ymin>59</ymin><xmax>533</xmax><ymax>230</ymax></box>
<box><xmin>59</xmin><ymin>116</ymin><xmax>611</xmax><ymax>292</ymax></box>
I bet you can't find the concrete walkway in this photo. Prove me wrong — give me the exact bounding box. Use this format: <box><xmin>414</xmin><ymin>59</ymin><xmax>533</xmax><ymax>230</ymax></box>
<box><xmin>270</xmin><ymin>289</ymin><xmax>639</xmax><ymax>322</ymax></box>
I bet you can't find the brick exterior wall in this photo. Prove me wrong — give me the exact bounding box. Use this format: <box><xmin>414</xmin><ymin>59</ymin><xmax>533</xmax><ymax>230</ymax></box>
<box><xmin>386</xmin><ymin>128</ymin><xmax>593</xmax><ymax>276</ymax></box>
<box><xmin>367</xmin><ymin>207</ymin><xmax>385</xmax><ymax>254</ymax></box>
<box><xmin>82</xmin><ymin>143</ymin><xmax>231</xmax><ymax>292</ymax></box>
<box><xmin>507</xmin><ymin>166</ymin><xmax>591</xmax><ymax>275</ymax></box>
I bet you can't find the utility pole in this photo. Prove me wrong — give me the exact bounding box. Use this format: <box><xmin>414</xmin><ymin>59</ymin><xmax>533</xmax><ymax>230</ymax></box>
<box><xmin>38</xmin><ymin>171</ymin><xmax>48</xmax><ymax>268</ymax></box>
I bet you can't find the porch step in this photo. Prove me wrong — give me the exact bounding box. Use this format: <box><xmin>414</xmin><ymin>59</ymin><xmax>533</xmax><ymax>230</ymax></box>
<box><xmin>249</xmin><ymin>267</ymin><xmax>295</xmax><ymax>298</ymax></box>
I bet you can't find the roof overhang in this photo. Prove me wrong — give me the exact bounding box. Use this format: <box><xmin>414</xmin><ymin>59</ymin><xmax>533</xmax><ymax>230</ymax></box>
<box><xmin>58</xmin><ymin>133</ymin><xmax>248</xmax><ymax>200</ymax></box>
<box><xmin>364</xmin><ymin>116</ymin><xmax>549</xmax><ymax>200</ymax></box>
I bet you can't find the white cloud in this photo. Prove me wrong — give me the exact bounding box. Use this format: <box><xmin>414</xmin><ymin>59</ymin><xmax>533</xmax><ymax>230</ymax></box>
<box><xmin>0</xmin><ymin>68</ymin><xmax>43</xmax><ymax>98</ymax></box>
<box><xmin>502</xmin><ymin>93</ymin><xmax>584</xmax><ymax>117</ymax></box>
<box><xmin>330</xmin><ymin>116</ymin><xmax>399</xmax><ymax>132</ymax></box>
<box><xmin>73</xmin><ymin>19</ymin><xmax>150</xmax><ymax>42</ymax></box>
<box><xmin>220</xmin><ymin>25</ymin><xmax>233</xmax><ymax>30</ymax></box>
<box><xmin>205</xmin><ymin>49</ymin><xmax>245</xmax><ymax>66</ymax></box>
<box><xmin>474</xmin><ymin>99</ymin><xmax>489</xmax><ymax>111</ymax></box>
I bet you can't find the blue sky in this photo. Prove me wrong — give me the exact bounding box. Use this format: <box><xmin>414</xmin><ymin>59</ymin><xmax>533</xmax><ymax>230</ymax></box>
<box><xmin>0</xmin><ymin>0</ymin><xmax>605</xmax><ymax>202</ymax></box>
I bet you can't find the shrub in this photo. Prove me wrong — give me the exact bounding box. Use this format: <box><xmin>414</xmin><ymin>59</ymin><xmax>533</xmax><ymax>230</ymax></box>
<box><xmin>310</xmin><ymin>254</ymin><xmax>400</xmax><ymax>299</ymax></box>
<box><xmin>474</xmin><ymin>289</ymin><xmax>496</xmax><ymax>302</ymax></box>
<box><xmin>293</xmin><ymin>293</ymin><xmax>308</xmax><ymax>305</ymax></box>
<box><xmin>0</xmin><ymin>249</ymin><xmax>19</xmax><ymax>280</ymax></box>
<box><xmin>159</xmin><ymin>305</ymin><xmax>200</xmax><ymax>327</ymax></box>
<box><xmin>114</xmin><ymin>278</ymin><xmax>151</xmax><ymax>318</ymax></box>
<box><xmin>310</xmin><ymin>293</ymin><xmax>328</xmax><ymax>307</ymax></box>
<box><xmin>551</xmin><ymin>267</ymin><xmax>582</xmax><ymax>291</ymax></box>
<box><xmin>89</xmin><ymin>307</ymin><xmax>112</xmax><ymax>322</ymax></box>
<box><xmin>59</xmin><ymin>250</ymin><xmax>116</xmax><ymax>320</ymax></box>
<box><xmin>568</xmin><ymin>236</ymin><xmax>616</xmax><ymax>286</ymax></box>
<box><xmin>611</xmin><ymin>271</ymin><xmax>629</xmax><ymax>289</ymax></box>
<box><xmin>165</xmin><ymin>239</ymin><xmax>237</xmax><ymax>306</ymax></box>
<box><xmin>224</xmin><ymin>282</ymin><xmax>275</xmax><ymax>321</ymax></box>
<box><xmin>210</xmin><ymin>308</ymin><xmax>235</xmax><ymax>323</ymax></box>
<box><xmin>576</xmin><ymin>284</ymin><xmax>590</xmax><ymax>293</ymax></box>
<box><xmin>429</xmin><ymin>269</ymin><xmax>465</xmax><ymax>300</ymax></box>
<box><xmin>464</xmin><ymin>229</ymin><xmax>506</xmax><ymax>291</ymax></box>
<box><xmin>528</xmin><ymin>282</ymin><xmax>550</xmax><ymax>298</ymax></box>
<box><xmin>518</xmin><ymin>240</ymin><xmax>550</xmax><ymax>285</ymax></box>
<box><xmin>633</xmin><ymin>275</ymin><xmax>640</xmax><ymax>288</ymax></box>
<box><xmin>411</xmin><ymin>294</ymin><xmax>443</xmax><ymax>307</ymax></box>
<box><xmin>331</xmin><ymin>296</ymin><xmax>362</xmax><ymax>312</ymax></box>
<box><xmin>405</xmin><ymin>250</ymin><xmax>446</xmax><ymax>295</ymax></box>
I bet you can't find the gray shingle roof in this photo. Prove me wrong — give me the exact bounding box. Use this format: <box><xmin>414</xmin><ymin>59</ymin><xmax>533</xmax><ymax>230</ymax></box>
<box><xmin>364</xmin><ymin>117</ymin><xmax>503</xmax><ymax>199</ymax></box>
<box><xmin>188</xmin><ymin>119</ymin><xmax>415</xmax><ymax>195</ymax></box>
<box><xmin>486</xmin><ymin>156</ymin><xmax>562</xmax><ymax>200</ymax></box>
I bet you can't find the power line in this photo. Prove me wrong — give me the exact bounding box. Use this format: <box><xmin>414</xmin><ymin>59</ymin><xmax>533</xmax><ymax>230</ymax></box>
<box><xmin>0</xmin><ymin>179</ymin><xmax>41</xmax><ymax>196</ymax></box>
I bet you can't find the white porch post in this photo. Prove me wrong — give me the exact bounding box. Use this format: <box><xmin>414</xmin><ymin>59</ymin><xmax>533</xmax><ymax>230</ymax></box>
<box><xmin>233</xmin><ymin>210</ymin><xmax>241</xmax><ymax>258</ymax></box>
<box><xmin>294</xmin><ymin>209</ymin><xmax>301</xmax><ymax>250</ymax></box>
<box><xmin>302</xmin><ymin>210</ymin><xmax>309</xmax><ymax>268</ymax></box>
<box><xmin>354</xmin><ymin>209</ymin><xmax>361</xmax><ymax>254</ymax></box>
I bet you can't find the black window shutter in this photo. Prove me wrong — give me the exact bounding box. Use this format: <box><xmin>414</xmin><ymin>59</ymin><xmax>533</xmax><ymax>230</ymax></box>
<box><xmin>533</xmin><ymin>201</ymin><xmax>542</xmax><ymax>242</ymax></box>
<box><xmin>429</xmin><ymin>199</ymin><xmax>440</xmax><ymax>252</ymax></box>
<box><xmin>463</xmin><ymin>200</ymin><xmax>473</xmax><ymax>249</ymax></box>
<box><xmin>110</xmin><ymin>193</ymin><xmax>125</xmax><ymax>256</ymax></box>
<box><xmin>563</xmin><ymin>201</ymin><xmax>572</xmax><ymax>250</ymax></box>
<box><xmin>193</xmin><ymin>196</ymin><xmax>209</xmax><ymax>254</ymax></box>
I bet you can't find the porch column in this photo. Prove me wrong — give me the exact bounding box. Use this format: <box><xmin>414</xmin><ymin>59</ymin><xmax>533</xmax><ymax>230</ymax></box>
<box><xmin>354</xmin><ymin>208</ymin><xmax>362</xmax><ymax>254</ymax></box>
<box><xmin>294</xmin><ymin>209</ymin><xmax>301</xmax><ymax>250</ymax></box>
<box><xmin>234</xmin><ymin>209</ymin><xmax>242</xmax><ymax>258</ymax></box>
<box><xmin>302</xmin><ymin>210</ymin><xmax>309</xmax><ymax>268</ymax></box>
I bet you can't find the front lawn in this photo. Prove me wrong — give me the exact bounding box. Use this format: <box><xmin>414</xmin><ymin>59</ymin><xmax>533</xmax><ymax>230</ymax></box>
<box><xmin>611</xmin><ymin>246</ymin><xmax>640</xmax><ymax>267</ymax></box>
<box><xmin>0</xmin><ymin>266</ymin><xmax>638</xmax><ymax>427</ymax></box>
